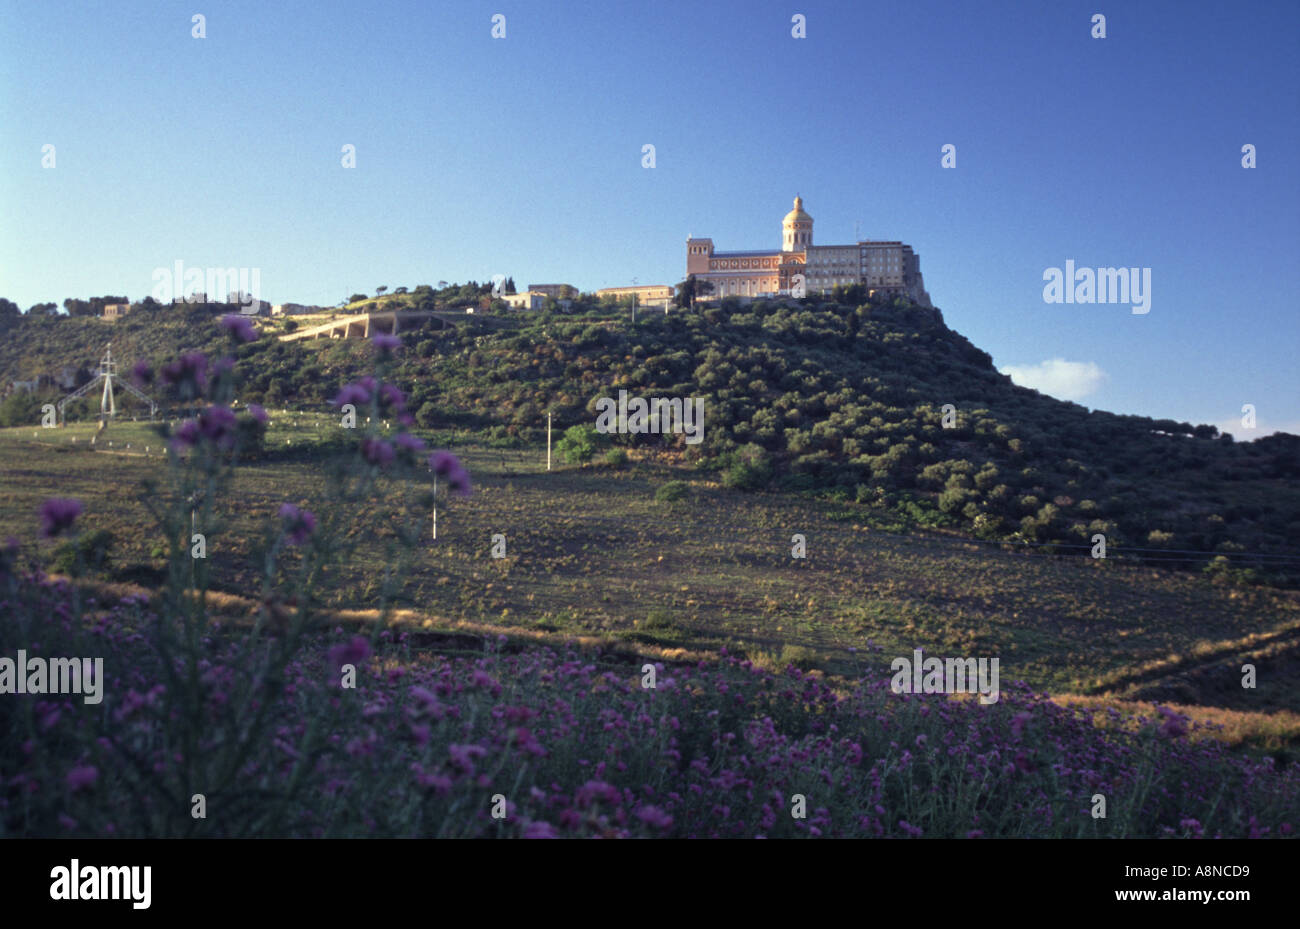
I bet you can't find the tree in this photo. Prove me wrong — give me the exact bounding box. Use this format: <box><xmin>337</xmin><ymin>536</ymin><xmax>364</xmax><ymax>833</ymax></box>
<box><xmin>0</xmin><ymin>298</ymin><xmax>20</xmax><ymax>319</ymax></box>
<box><xmin>347</xmin><ymin>293</ymin><xmax>368</xmax><ymax>304</ymax></box>
<box><xmin>675</xmin><ymin>275</ymin><xmax>714</xmax><ymax>309</ymax></box>
<box><xmin>376</xmin><ymin>286</ymin><xmax>388</xmax><ymax>297</ymax></box>
<box><xmin>394</xmin><ymin>286</ymin><xmax>408</xmax><ymax>295</ymax></box>
<box><xmin>0</xmin><ymin>391</ymin><xmax>43</xmax><ymax>427</ymax></box>
<box><xmin>26</xmin><ymin>302</ymin><xmax>58</xmax><ymax>317</ymax></box>
<box><xmin>504</xmin><ymin>277</ymin><xmax>517</xmax><ymax>295</ymax></box>
<box><xmin>555</xmin><ymin>424</ymin><xmax>600</xmax><ymax>463</ymax></box>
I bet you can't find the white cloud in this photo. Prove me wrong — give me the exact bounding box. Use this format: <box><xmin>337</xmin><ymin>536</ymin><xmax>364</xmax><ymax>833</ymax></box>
<box><xmin>999</xmin><ymin>358</ymin><xmax>1107</xmax><ymax>402</ymax></box>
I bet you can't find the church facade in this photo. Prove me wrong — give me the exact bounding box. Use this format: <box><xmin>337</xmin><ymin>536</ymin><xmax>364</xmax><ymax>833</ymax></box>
<box><xmin>685</xmin><ymin>196</ymin><xmax>932</xmax><ymax>306</ymax></box>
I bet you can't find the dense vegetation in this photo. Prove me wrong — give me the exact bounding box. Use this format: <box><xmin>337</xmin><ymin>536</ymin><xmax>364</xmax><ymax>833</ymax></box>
<box><xmin>3</xmin><ymin>290</ymin><xmax>1297</xmax><ymax>581</ymax></box>
<box><xmin>6</xmin><ymin>568</ymin><xmax>1296</xmax><ymax>837</ymax></box>
<box><xmin>1</xmin><ymin>308</ymin><xmax>1297</xmax><ymax>840</ymax></box>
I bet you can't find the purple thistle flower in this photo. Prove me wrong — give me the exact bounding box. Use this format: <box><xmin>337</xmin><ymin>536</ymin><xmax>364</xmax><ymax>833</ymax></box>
<box><xmin>635</xmin><ymin>805</ymin><xmax>674</xmax><ymax>829</ymax></box>
<box><xmin>219</xmin><ymin>314</ymin><xmax>258</xmax><ymax>342</ymax></box>
<box><xmin>394</xmin><ymin>432</ymin><xmax>426</xmax><ymax>452</ymax></box>
<box><xmin>1157</xmin><ymin>706</ymin><xmax>1188</xmax><ymax>739</ymax></box>
<box><xmin>66</xmin><ymin>765</ymin><xmax>98</xmax><ymax>792</ymax></box>
<box><xmin>380</xmin><ymin>383</ymin><xmax>406</xmax><ymax>412</ymax></box>
<box><xmin>523</xmin><ymin>820</ymin><xmax>558</xmax><ymax>839</ymax></box>
<box><xmin>334</xmin><ymin>383</ymin><xmax>371</xmax><ymax>407</ymax></box>
<box><xmin>39</xmin><ymin>498</ymin><xmax>82</xmax><ymax>539</ymax></box>
<box><xmin>898</xmin><ymin>819</ymin><xmax>923</xmax><ymax>838</ymax></box>
<box><xmin>327</xmin><ymin>636</ymin><xmax>371</xmax><ymax>669</ymax></box>
<box><xmin>279</xmin><ymin>503</ymin><xmax>317</xmax><ymax>545</ymax></box>
<box><xmin>372</xmin><ymin>332</ymin><xmax>401</xmax><ymax>352</ymax></box>
<box><xmin>428</xmin><ymin>450</ymin><xmax>462</xmax><ymax>477</ymax></box>
<box><xmin>447</xmin><ymin>469</ymin><xmax>472</xmax><ymax>498</ymax></box>
<box><xmin>576</xmin><ymin>779</ymin><xmax>620</xmax><ymax>807</ymax></box>
<box><xmin>448</xmin><ymin>743</ymin><xmax>488</xmax><ymax>771</ymax></box>
<box><xmin>130</xmin><ymin>359</ymin><xmax>154</xmax><ymax>388</ymax></box>
<box><xmin>361</xmin><ymin>437</ymin><xmax>395</xmax><ymax>467</ymax></box>
<box><xmin>160</xmin><ymin>352</ymin><xmax>208</xmax><ymax>393</ymax></box>
<box><xmin>247</xmin><ymin>403</ymin><xmax>268</xmax><ymax>424</ymax></box>
<box><xmin>170</xmin><ymin>419</ymin><xmax>200</xmax><ymax>453</ymax></box>
<box><xmin>416</xmin><ymin>772</ymin><xmax>453</xmax><ymax>794</ymax></box>
<box><xmin>198</xmin><ymin>405</ymin><xmax>238</xmax><ymax>448</ymax></box>
<box><xmin>428</xmin><ymin>450</ymin><xmax>472</xmax><ymax>496</ymax></box>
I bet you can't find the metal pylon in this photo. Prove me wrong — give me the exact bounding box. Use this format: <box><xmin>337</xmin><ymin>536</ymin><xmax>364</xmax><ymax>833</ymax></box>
<box><xmin>57</xmin><ymin>343</ymin><xmax>157</xmax><ymax>426</ymax></box>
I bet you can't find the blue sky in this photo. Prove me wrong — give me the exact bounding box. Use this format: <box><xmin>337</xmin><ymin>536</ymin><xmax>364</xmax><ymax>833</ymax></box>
<box><xmin>2</xmin><ymin>0</ymin><xmax>1297</xmax><ymax>434</ymax></box>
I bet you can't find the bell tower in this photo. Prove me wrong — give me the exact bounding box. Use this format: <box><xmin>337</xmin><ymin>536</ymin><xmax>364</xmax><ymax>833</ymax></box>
<box><xmin>782</xmin><ymin>195</ymin><xmax>813</xmax><ymax>251</ymax></box>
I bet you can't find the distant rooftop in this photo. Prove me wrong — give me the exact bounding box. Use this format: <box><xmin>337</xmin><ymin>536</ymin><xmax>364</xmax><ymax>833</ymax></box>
<box><xmin>711</xmin><ymin>249</ymin><xmax>785</xmax><ymax>258</ymax></box>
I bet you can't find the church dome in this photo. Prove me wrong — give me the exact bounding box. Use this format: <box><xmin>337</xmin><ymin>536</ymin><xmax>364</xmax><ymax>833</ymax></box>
<box><xmin>783</xmin><ymin>196</ymin><xmax>813</xmax><ymax>224</ymax></box>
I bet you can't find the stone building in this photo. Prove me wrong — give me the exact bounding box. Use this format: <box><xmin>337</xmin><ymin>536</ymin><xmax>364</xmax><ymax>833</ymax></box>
<box><xmin>686</xmin><ymin>196</ymin><xmax>931</xmax><ymax>305</ymax></box>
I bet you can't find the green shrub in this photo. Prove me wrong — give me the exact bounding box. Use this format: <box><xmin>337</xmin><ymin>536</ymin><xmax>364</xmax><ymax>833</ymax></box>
<box><xmin>751</xmin><ymin>644</ymin><xmax>820</xmax><ymax>673</ymax></box>
<box><xmin>604</xmin><ymin>447</ymin><xmax>629</xmax><ymax>469</ymax></box>
<box><xmin>723</xmin><ymin>460</ymin><xmax>771</xmax><ymax>490</ymax></box>
<box><xmin>556</xmin><ymin>424</ymin><xmax>599</xmax><ymax>464</ymax></box>
<box><xmin>655</xmin><ymin>480</ymin><xmax>690</xmax><ymax>503</ymax></box>
<box><xmin>0</xmin><ymin>391</ymin><xmax>43</xmax><ymax>428</ymax></box>
<box><xmin>51</xmin><ymin>529</ymin><xmax>115</xmax><ymax>576</ymax></box>
<box><xmin>416</xmin><ymin>401</ymin><xmax>439</xmax><ymax>429</ymax></box>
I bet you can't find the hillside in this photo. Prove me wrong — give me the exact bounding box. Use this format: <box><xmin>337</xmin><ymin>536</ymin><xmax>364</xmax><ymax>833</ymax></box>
<box><xmin>2</xmin><ymin>293</ymin><xmax>1297</xmax><ymax>579</ymax></box>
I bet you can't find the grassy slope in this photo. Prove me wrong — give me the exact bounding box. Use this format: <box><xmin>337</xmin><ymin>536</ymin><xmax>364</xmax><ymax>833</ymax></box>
<box><xmin>2</xmin><ymin>297</ymin><xmax>1298</xmax><ymax>737</ymax></box>
<box><xmin>1</xmin><ymin>422</ymin><xmax>1297</xmax><ymax>723</ymax></box>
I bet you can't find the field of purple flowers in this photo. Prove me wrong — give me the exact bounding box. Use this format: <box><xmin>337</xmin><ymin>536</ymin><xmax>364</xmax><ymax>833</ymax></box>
<box><xmin>2</xmin><ymin>569</ymin><xmax>1297</xmax><ymax>838</ymax></box>
<box><xmin>1</xmin><ymin>321</ymin><xmax>1296</xmax><ymax>838</ymax></box>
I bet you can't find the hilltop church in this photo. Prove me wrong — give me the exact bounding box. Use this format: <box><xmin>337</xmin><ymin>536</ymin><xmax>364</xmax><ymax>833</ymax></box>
<box><xmin>686</xmin><ymin>196</ymin><xmax>932</xmax><ymax>306</ymax></box>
